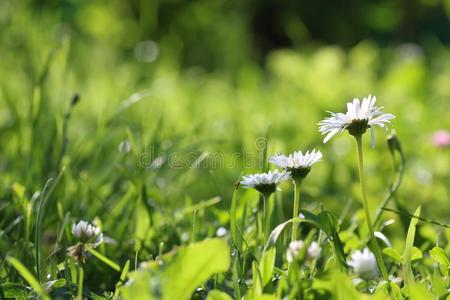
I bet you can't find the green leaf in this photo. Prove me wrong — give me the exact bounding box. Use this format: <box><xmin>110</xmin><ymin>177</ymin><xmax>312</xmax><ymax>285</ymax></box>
<box><xmin>251</xmin><ymin>260</ymin><xmax>262</xmax><ymax>297</ymax></box>
<box><xmin>6</xmin><ymin>256</ymin><xmax>49</xmax><ymax>300</ymax></box>
<box><xmin>410</xmin><ymin>247</ymin><xmax>422</xmax><ymax>261</ymax></box>
<box><xmin>206</xmin><ymin>290</ymin><xmax>233</xmax><ymax>300</ymax></box>
<box><xmin>374</xmin><ymin>280</ymin><xmax>402</xmax><ymax>299</ymax></box>
<box><xmin>120</xmin><ymin>268</ymin><xmax>153</xmax><ymax>300</ymax></box>
<box><xmin>409</xmin><ymin>282</ymin><xmax>434</xmax><ymax>300</ymax></box>
<box><xmin>430</xmin><ymin>272</ymin><xmax>447</xmax><ymax>297</ymax></box>
<box><xmin>312</xmin><ymin>272</ymin><xmax>362</xmax><ymax>299</ymax></box>
<box><xmin>265</xmin><ymin>219</ymin><xmax>293</xmax><ymax>250</ymax></box>
<box><xmin>383</xmin><ymin>247</ymin><xmax>402</xmax><ymax>263</ymax></box>
<box><xmin>429</xmin><ymin>246</ymin><xmax>450</xmax><ymax>266</ymax></box>
<box><xmin>317</xmin><ymin>211</ymin><xmax>347</xmax><ymax>271</ymax></box>
<box><xmin>317</xmin><ymin>211</ymin><xmax>338</xmax><ymax>235</ymax></box>
<box><xmin>162</xmin><ymin>239</ymin><xmax>230</xmax><ymax>300</ymax></box>
<box><xmin>135</xmin><ymin>186</ymin><xmax>151</xmax><ymax>252</ymax></box>
<box><xmin>43</xmin><ymin>278</ymin><xmax>66</xmax><ymax>289</ymax></box>
<box><xmin>403</xmin><ymin>206</ymin><xmax>421</xmax><ymax>292</ymax></box>
<box><xmin>259</xmin><ymin>247</ymin><xmax>276</xmax><ymax>287</ymax></box>
<box><xmin>265</xmin><ymin>210</ymin><xmax>320</xmax><ymax>250</ymax></box>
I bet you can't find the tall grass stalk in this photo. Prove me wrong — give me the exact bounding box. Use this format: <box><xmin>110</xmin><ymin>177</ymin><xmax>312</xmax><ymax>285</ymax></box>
<box><xmin>35</xmin><ymin>168</ymin><xmax>65</xmax><ymax>281</ymax></box>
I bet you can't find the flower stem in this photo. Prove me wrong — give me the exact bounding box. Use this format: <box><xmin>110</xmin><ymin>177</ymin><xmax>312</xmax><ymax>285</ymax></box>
<box><xmin>291</xmin><ymin>179</ymin><xmax>302</xmax><ymax>243</ymax></box>
<box><xmin>262</xmin><ymin>193</ymin><xmax>271</xmax><ymax>244</ymax></box>
<box><xmin>354</xmin><ymin>135</ymin><xmax>389</xmax><ymax>280</ymax></box>
<box><xmin>77</xmin><ymin>264</ymin><xmax>84</xmax><ymax>300</ymax></box>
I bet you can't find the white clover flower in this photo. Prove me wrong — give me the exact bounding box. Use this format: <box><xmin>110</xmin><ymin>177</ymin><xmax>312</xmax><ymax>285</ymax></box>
<box><xmin>72</xmin><ymin>220</ymin><xmax>103</xmax><ymax>247</ymax></box>
<box><xmin>318</xmin><ymin>95</ymin><xmax>395</xmax><ymax>143</ymax></box>
<box><xmin>286</xmin><ymin>240</ymin><xmax>322</xmax><ymax>263</ymax></box>
<box><xmin>240</xmin><ymin>169</ymin><xmax>291</xmax><ymax>195</ymax></box>
<box><xmin>287</xmin><ymin>240</ymin><xmax>304</xmax><ymax>263</ymax></box>
<box><xmin>307</xmin><ymin>241</ymin><xmax>322</xmax><ymax>260</ymax></box>
<box><xmin>269</xmin><ymin>149</ymin><xmax>322</xmax><ymax>180</ymax></box>
<box><xmin>347</xmin><ymin>248</ymin><xmax>379</xmax><ymax>280</ymax></box>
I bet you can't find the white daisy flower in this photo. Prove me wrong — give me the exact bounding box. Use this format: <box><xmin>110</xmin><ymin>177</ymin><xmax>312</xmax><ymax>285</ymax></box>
<box><xmin>269</xmin><ymin>149</ymin><xmax>322</xmax><ymax>180</ymax></box>
<box><xmin>240</xmin><ymin>169</ymin><xmax>291</xmax><ymax>195</ymax></box>
<box><xmin>72</xmin><ymin>220</ymin><xmax>103</xmax><ymax>247</ymax></box>
<box><xmin>347</xmin><ymin>248</ymin><xmax>379</xmax><ymax>280</ymax></box>
<box><xmin>318</xmin><ymin>95</ymin><xmax>395</xmax><ymax>143</ymax></box>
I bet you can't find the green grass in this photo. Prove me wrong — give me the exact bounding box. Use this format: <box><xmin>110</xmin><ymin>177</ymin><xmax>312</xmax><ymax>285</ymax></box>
<box><xmin>1</xmin><ymin>3</ymin><xmax>450</xmax><ymax>299</ymax></box>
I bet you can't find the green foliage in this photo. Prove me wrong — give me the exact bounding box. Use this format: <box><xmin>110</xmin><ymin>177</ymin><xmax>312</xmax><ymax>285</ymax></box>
<box><xmin>259</xmin><ymin>247</ymin><xmax>276</xmax><ymax>287</ymax></box>
<box><xmin>0</xmin><ymin>1</ymin><xmax>450</xmax><ymax>299</ymax></box>
<box><xmin>121</xmin><ymin>239</ymin><xmax>230</xmax><ymax>299</ymax></box>
<box><xmin>6</xmin><ymin>256</ymin><xmax>49</xmax><ymax>299</ymax></box>
<box><xmin>0</xmin><ymin>283</ymin><xmax>29</xmax><ymax>298</ymax></box>
<box><xmin>383</xmin><ymin>247</ymin><xmax>402</xmax><ymax>263</ymax></box>
<box><xmin>85</xmin><ymin>246</ymin><xmax>121</xmax><ymax>272</ymax></box>
<box><xmin>162</xmin><ymin>239</ymin><xmax>230</xmax><ymax>299</ymax></box>
<box><xmin>403</xmin><ymin>206</ymin><xmax>421</xmax><ymax>294</ymax></box>
<box><xmin>429</xmin><ymin>246</ymin><xmax>450</xmax><ymax>277</ymax></box>
<box><xmin>206</xmin><ymin>290</ymin><xmax>233</xmax><ymax>300</ymax></box>
<box><xmin>429</xmin><ymin>246</ymin><xmax>450</xmax><ymax>266</ymax></box>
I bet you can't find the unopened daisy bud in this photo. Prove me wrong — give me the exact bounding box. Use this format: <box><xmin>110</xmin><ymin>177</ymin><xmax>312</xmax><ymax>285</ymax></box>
<box><xmin>347</xmin><ymin>248</ymin><xmax>379</xmax><ymax>281</ymax></box>
<box><xmin>71</xmin><ymin>93</ymin><xmax>80</xmax><ymax>107</ymax></box>
<box><xmin>387</xmin><ymin>131</ymin><xmax>402</xmax><ymax>155</ymax></box>
<box><xmin>72</xmin><ymin>220</ymin><xmax>103</xmax><ymax>247</ymax></box>
<box><xmin>318</xmin><ymin>95</ymin><xmax>395</xmax><ymax>143</ymax></box>
<box><xmin>269</xmin><ymin>149</ymin><xmax>322</xmax><ymax>181</ymax></box>
<box><xmin>287</xmin><ymin>240</ymin><xmax>304</xmax><ymax>263</ymax></box>
<box><xmin>240</xmin><ymin>169</ymin><xmax>291</xmax><ymax>196</ymax></box>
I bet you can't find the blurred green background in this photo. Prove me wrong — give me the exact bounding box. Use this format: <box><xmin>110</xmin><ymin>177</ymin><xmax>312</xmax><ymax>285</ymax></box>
<box><xmin>0</xmin><ymin>0</ymin><xmax>449</xmax><ymax>291</ymax></box>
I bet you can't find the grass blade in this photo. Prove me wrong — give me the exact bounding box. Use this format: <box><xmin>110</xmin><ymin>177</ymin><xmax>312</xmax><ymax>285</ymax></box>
<box><xmin>6</xmin><ymin>256</ymin><xmax>49</xmax><ymax>300</ymax></box>
<box><xmin>403</xmin><ymin>206</ymin><xmax>421</xmax><ymax>293</ymax></box>
<box><xmin>35</xmin><ymin>167</ymin><xmax>65</xmax><ymax>281</ymax></box>
<box><xmin>85</xmin><ymin>246</ymin><xmax>121</xmax><ymax>272</ymax></box>
<box><xmin>113</xmin><ymin>260</ymin><xmax>131</xmax><ymax>300</ymax></box>
<box><xmin>230</xmin><ymin>182</ymin><xmax>242</xmax><ymax>252</ymax></box>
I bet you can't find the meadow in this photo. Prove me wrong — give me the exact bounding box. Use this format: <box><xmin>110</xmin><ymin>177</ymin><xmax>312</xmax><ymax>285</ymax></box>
<box><xmin>1</xmin><ymin>1</ymin><xmax>450</xmax><ymax>299</ymax></box>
